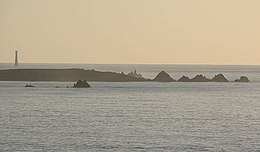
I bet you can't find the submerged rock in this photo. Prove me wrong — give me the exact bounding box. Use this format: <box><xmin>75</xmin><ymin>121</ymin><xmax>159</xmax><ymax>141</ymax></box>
<box><xmin>25</xmin><ymin>84</ymin><xmax>34</xmax><ymax>87</ymax></box>
<box><xmin>212</xmin><ymin>74</ymin><xmax>229</xmax><ymax>82</ymax></box>
<box><xmin>190</xmin><ymin>74</ymin><xmax>211</xmax><ymax>82</ymax></box>
<box><xmin>73</xmin><ymin>80</ymin><xmax>91</xmax><ymax>88</ymax></box>
<box><xmin>234</xmin><ymin>76</ymin><xmax>249</xmax><ymax>82</ymax></box>
<box><xmin>177</xmin><ymin>75</ymin><xmax>190</xmax><ymax>82</ymax></box>
<box><xmin>153</xmin><ymin>71</ymin><xmax>176</xmax><ymax>82</ymax></box>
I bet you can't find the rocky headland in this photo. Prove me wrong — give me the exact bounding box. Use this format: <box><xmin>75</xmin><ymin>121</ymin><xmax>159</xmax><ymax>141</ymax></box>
<box><xmin>0</xmin><ymin>69</ymin><xmax>147</xmax><ymax>82</ymax></box>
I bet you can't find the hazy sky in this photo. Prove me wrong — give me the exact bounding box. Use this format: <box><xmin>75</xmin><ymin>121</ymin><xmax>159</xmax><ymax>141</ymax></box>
<box><xmin>1</xmin><ymin>0</ymin><xmax>260</xmax><ymax>64</ymax></box>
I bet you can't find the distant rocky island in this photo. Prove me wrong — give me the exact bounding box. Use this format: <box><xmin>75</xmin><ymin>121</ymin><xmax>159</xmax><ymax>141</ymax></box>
<box><xmin>0</xmin><ymin>68</ymin><xmax>249</xmax><ymax>82</ymax></box>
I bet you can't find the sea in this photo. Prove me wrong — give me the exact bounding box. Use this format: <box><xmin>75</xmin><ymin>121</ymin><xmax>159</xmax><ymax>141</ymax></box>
<box><xmin>0</xmin><ymin>63</ymin><xmax>259</xmax><ymax>152</ymax></box>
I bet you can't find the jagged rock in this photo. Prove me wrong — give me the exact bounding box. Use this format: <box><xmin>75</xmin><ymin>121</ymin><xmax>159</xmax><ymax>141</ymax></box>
<box><xmin>25</xmin><ymin>84</ymin><xmax>34</xmax><ymax>87</ymax></box>
<box><xmin>212</xmin><ymin>74</ymin><xmax>229</xmax><ymax>82</ymax></box>
<box><xmin>177</xmin><ymin>75</ymin><xmax>190</xmax><ymax>82</ymax></box>
<box><xmin>73</xmin><ymin>80</ymin><xmax>91</xmax><ymax>88</ymax></box>
<box><xmin>153</xmin><ymin>71</ymin><xmax>176</xmax><ymax>82</ymax></box>
<box><xmin>234</xmin><ymin>76</ymin><xmax>249</xmax><ymax>82</ymax></box>
<box><xmin>190</xmin><ymin>74</ymin><xmax>211</xmax><ymax>82</ymax></box>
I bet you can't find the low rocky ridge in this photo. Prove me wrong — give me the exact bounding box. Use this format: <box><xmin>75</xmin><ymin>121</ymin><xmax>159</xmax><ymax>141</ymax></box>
<box><xmin>155</xmin><ymin>71</ymin><xmax>249</xmax><ymax>82</ymax></box>
<box><xmin>153</xmin><ymin>71</ymin><xmax>176</xmax><ymax>82</ymax></box>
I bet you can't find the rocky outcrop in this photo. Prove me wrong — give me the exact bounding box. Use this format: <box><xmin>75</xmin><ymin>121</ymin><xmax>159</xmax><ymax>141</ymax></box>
<box><xmin>234</xmin><ymin>76</ymin><xmax>249</xmax><ymax>82</ymax></box>
<box><xmin>211</xmin><ymin>74</ymin><xmax>229</xmax><ymax>82</ymax></box>
<box><xmin>190</xmin><ymin>74</ymin><xmax>211</xmax><ymax>82</ymax></box>
<box><xmin>25</xmin><ymin>84</ymin><xmax>34</xmax><ymax>87</ymax></box>
<box><xmin>153</xmin><ymin>71</ymin><xmax>176</xmax><ymax>82</ymax></box>
<box><xmin>73</xmin><ymin>80</ymin><xmax>91</xmax><ymax>88</ymax></box>
<box><xmin>177</xmin><ymin>75</ymin><xmax>190</xmax><ymax>82</ymax></box>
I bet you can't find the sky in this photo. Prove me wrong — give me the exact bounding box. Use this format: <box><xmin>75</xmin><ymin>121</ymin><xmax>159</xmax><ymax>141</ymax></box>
<box><xmin>0</xmin><ymin>0</ymin><xmax>260</xmax><ymax>64</ymax></box>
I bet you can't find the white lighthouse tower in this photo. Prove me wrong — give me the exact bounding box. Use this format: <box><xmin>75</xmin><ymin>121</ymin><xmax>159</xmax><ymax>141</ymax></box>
<box><xmin>14</xmin><ymin>49</ymin><xmax>19</xmax><ymax>67</ymax></box>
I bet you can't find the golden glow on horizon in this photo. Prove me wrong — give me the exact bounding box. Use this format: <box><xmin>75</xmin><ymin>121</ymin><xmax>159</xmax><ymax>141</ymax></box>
<box><xmin>0</xmin><ymin>0</ymin><xmax>260</xmax><ymax>64</ymax></box>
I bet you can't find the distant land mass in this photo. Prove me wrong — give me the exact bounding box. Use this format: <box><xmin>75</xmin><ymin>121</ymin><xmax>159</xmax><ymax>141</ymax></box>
<box><xmin>0</xmin><ymin>69</ymin><xmax>249</xmax><ymax>82</ymax></box>
<box><xmin>0</xmin><ymin>69</ymin><xmax>148</xmax><ymax>82</ymax></box>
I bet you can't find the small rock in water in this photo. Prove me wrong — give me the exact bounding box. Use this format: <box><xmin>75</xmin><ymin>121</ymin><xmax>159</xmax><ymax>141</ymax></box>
<box><xmin>73</xmin><ymin>80</ymin><xmax>91</xmax><ymax>88</ymax></box>
<box><xmin>25</xmin><ymin>84</ymin><xmax>34</xmax><ymax>87</ymax></box>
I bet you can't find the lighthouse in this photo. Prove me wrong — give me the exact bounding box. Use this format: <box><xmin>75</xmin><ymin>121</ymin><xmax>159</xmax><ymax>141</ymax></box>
<box><xmin>14</xmin><ymin>49</ymin><xmax>18</xmax><ymax>67</ymax></box>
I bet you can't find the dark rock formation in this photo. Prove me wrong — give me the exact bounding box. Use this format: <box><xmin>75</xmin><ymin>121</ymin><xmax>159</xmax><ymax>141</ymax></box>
<box><xmin>211</xmin><ymin>74</ymin><xmax>229</xmax><ymax>82</ymax></box>
<box><xmin>25</xmin><ymin>84</ymin><xmax>34</xmax><ymax>87</ymax></box>
<box><xmin>190</xmin><ymin>74</ymin><xmax>211</xmax><ymax>82</ymax></box>
<box><xmin>177</xmin><ymin>75</ymin><xmax>190</xmax><ymax>82</ymax></box>
<box><xmin>73</xmin><ymin>80</ymin><xmax>91</xmax><ymax>88</ymax></box>
<box><xmin>153</xmin><ymin>71</ymin><xmax>176</xmax><ymax>82</ymax></box>
<box><xmin>234</xmin><ymin>76</ymin><xmax>249</xmax><ymax>82</ymax></box>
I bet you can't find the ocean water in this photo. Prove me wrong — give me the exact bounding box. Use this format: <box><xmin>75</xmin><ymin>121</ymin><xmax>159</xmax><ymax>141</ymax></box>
<box><xmin>0</xmin><ymin>64</ymin><xmax>260</xmax><ymax>151</ymax></box>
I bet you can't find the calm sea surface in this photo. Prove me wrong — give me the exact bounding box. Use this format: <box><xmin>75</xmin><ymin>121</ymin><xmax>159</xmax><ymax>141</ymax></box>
<box><xmin>0</xmin><ymin>64</ymin><xmax>260</xmax><ymax>151</ymax></box>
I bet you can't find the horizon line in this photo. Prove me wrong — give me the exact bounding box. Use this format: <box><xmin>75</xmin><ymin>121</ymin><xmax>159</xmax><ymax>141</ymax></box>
<box><xmin>1</xmin><ymin>62</ymin><xmax>260</xmax><ymax>66</ymax></box>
